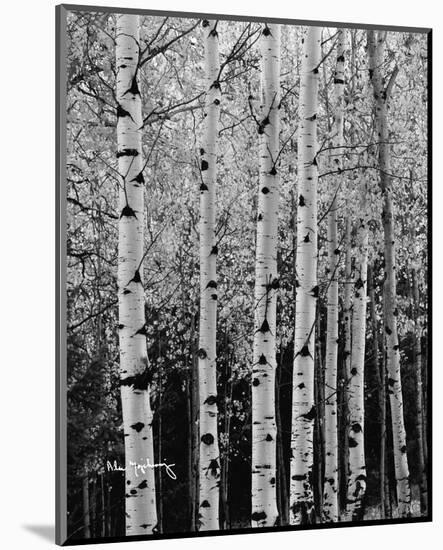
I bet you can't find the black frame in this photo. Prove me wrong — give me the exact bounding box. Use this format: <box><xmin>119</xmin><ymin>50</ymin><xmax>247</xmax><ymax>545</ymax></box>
<box><xmin>55</xmin><ymin>4</ymin><xmax>432</xmax><ymax>545</ymax></box>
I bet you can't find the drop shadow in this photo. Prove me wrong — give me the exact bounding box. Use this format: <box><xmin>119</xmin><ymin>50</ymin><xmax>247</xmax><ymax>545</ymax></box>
<box><xmin>23</xmin><ymin>524</ymin><xmax>55</xmax><ymax>543</ymax></box>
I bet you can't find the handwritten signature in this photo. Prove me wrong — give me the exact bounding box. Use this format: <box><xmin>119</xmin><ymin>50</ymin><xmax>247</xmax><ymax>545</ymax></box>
<box><xmin>106</xmin><ymin>459</ymin><xmax>177</xmax><ymax>480</ymax></box>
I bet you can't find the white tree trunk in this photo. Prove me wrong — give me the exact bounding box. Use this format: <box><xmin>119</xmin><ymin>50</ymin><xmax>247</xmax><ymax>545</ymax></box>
<box><xmin>367</xmin><ymin>30</ymin><xmax>411</xmax><ymax>518</ymax></box>
<box><xmin>198</xmin><ymin>19</ymin><xmax>221</xmax><ymax>531</ymax></box>
<box><xmin>251</xmin><ymin>23</ymin><xmax>280</xmax><ymax>529</ymax></box>
<box><xmin>116</xmin><ymin>14</ymin><xmax>157</xmax><ymax>535</ymax></box>
<box><xmin>343</xmin><ymin>218</ymin><xmax>353</xmax><ymax>382</ymax></box>
<box><xmin>412</xmin><ymin>267</ymin><xmax>427</xmax><ymax>514</ymax></box>
<box><xmin>323</xmin><ymin>29</ymin><xmax>346</xmax><ymax>523</ymax></box>
<box><xmin>344</xmin><ymin>187</ymin><xmax>369</xmax><ymax>521</ymax></box>
<box><xmin>290</xmin><ymin>26</ymin><xmax>321</xmax><ymax>525</ymax></box>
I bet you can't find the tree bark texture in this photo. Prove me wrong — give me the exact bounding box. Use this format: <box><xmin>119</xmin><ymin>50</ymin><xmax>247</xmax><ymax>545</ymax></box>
<box><xmin>345</xmin><ymin>182</ymin><xmax>369</xmax><ymax>521</ymax></box>
<box><xmin>367</xmin><ymin>29</ymin><xmax>411</xmax><ymax>518</ymax></box>
<box><xmin>290</xmin><ymin>26</ymin><xmax>321</xmax><ymax>526</ymax></box>
<box><xmin>323</xmin><ymin>28</ymin><xmax>346</xmax><ymax>523</ymax></box>
<box><xmin>116</xmin><ymin>14</ymin><xmax>158</xmax><ymax>535</ymax></box>
<box><xmin>198</xmin><ymin>19</ymin><xmax>221</xmax><ymax>531</ymax></box>
<box><xmin>251</xmin><ymin>23</ymin><xmax>281</xmax><ymax>529</ymax></box>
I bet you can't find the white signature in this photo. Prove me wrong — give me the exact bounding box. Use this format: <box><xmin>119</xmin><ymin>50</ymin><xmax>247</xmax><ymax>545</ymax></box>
<box><xmin>106</xmin><ymin>459</ymin><xmax>177</xmax><ymax>480</ymax></box>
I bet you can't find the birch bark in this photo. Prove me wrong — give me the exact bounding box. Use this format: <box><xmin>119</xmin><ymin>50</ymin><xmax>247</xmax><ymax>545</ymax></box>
<box><xmin>290</xmin><ymin>26</ymin><xmax>321</xmax><ymax>525</ymax></box>
<box><xmin>412</xmin><ymin>258</ymin><xmax>427</xmax><ymax>514</ymax></box>
<box><xmin>198</xmin><ymin>19</ymin><xmax>221</xmax><ymax>531</ymax></box>
<box><xmin>367</xmin><ymin>29</ymin><xmax>411</xmax><ymax>518</ymax></box>
<box><xmin>345</xmin><ymin>178</ymin><xmax>369</xmax><ymax>521</ymax></box>
<box><xmin>251</xmin><ymin>23</ymin><xmax>280</xmax><ymax>529</ymax></box>
<box><xmin>323</xmin><ymin>29</ymin><xmax>346</xmax><ymax>523</ymax></box>
<box><xmin>116</xmin><ymin>14</ymin><xmax>157</xmax><ymax>535</ymax></box>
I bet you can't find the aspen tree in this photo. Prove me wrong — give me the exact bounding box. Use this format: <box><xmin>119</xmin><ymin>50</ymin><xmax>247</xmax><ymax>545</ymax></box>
<box><xmin>251</xmin><ymin>23</ymin><xmax>281</xmax><ymax>529</ymax></box>
<box><xmin>368</xmin><ymin>263</ymin><xmax>386</xmax><ymax>517</ymax></box>
<box><xmin>116</xmin><ymin>14</ymin><xmax>157</xmax><ymax>535</ymax></box>
<box><xmin>367</xmin><ymin>29</ymin><xmax>411</xmax><ymax>518</ymax></box>
<box><xmin>411</xmin><ymin>228</ymin><xmax>427</xmax><ymax>515</ymax></box>
<box><xmin>198</xmin><ymin>19</ymin><xmax>221</xmax><ymax>531</ymax></box>
<box><xmin>345</xmin><ymin>173</ymin><xmax>369</xmax><ymax>521</ymax></box>
<box><xmin>323</xmin><ymin>28</ymin><xmax>346</xmax><ymax>523</ymax></box>
<box><xmin>290</xmin><ymin>26</ymin><xmax>321</xmax><ymax>525</ymax></box>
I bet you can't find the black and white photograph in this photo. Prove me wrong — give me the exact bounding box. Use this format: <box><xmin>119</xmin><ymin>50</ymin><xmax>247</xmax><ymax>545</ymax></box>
<box><xmin>56</xmin><ymin>4</ymin><xmax>431</xmax><ymax>545</ymax></box>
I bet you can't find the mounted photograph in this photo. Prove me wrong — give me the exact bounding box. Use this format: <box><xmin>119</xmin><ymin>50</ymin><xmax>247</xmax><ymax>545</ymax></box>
<box><xmin>56</xmin><ymin>4</ymin><xmax>431</xmax><ymax>545</ymax></box>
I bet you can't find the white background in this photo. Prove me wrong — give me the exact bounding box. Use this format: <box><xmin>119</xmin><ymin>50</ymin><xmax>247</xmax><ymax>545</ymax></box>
<box><xmin>0</xmin><ymin>0</ymin><xmax>439</xmax><ymax>548</ymax></box>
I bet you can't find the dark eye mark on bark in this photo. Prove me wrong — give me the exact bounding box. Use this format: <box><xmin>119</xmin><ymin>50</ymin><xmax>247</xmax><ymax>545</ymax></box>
<box><xmin>130</xmin><ymin>422</ymin><xmax>145</xmax><ymax>433</ymax></box>
<box><xmin>124</xmin><ymin>75</ymin><xmax>140</xmax><ymax>96</ymax></box>
<box><xmin>129</xmin><ymin>269</ymin><xmax>142</xmax><ymax>284</ymax></box>
<box><xmin>120</xmin><ymin>366</ymin><xmax>153</xmax><ymax>391</ymax></box>
<box><xmin>130</xmin><ymin>171</ymin><xmax>145</xmax><ymax>184</ymax></box>
<box><xmin>201</xmin><ymin>433</ymin><xmax>214</xmax><ymax>445</ymax></box>
<box><xmin>301</xmin><ymin>405</ymin><xmax>316</xmax><ymax>421</ymax></box>
<box><xmin>133</xmin><ymin>325</ymin><xmax>148</xmax><ymax>337</ymax></box>
<box><xmin>117</xmin><ymin>148</ymin><xmax>139</xmax><ymax>158</ymax></box>
<box><xmin>251</xmin><ymin>511</ymin><xmax>267</xmax><ymax>522</ymax></box>
<box><xmin>120</xmin><ymin>205</ymin><xmax>137</xmax><ymax>218</ymax></box>
<box><xmin>258</xmin><ymin>319</ymin><xmax>270</xmax><ymax>333</ymax></box>
<box><xmin>204</xmin><ymin>395</ymin><xmax>217</xmax><ymax>406</ymax></box>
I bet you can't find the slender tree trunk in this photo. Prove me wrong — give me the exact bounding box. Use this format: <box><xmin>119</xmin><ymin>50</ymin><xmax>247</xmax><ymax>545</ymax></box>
<box><xmin>157</xmin><ymin>357</ymin><xmax>163</xmax><ymax>534</ymax></box>
<box><xmin>251</xmin><ymin>23</ymin><xmax>280</xmax><ymax>529</ymax></box>
<box><xmin>90</xmin><ymin>475</ymin><xmax>97</xmax><ymax>537</ymax></box>
<box><xmin>106</xmin><ymin>476</ymin><xmax>112</xmax><ymax>536</ymax></box>
<box><xmin>276</xmin><ymin>360</ymin><xmax>289</xmax><ymax>525</ymax></box>
<box><xmin>116</xmin><ymin>14</ymin><xmax>157</xmax><ymax>535</ymax></box>
<box><xmin>323</xmin><ymin>28</ymin><xmax>346</xmax><ymax>523</ymax></box>
<box><xmin>185</xmin><ymin>350</ymin><xmax>195</xmax><ymax>531</ymax></box>
<box><xmin>82</xmin><ymin>475</ymin><xmax>91</xmax><ymax>539</ymax></box>
<box><xmin>100</xmin><ymin>473</ymin><xmax>106</xmax><ymax>537</ymax></box>
<box><xmin>383</xmin><ymin>350</ymin><xmax>392</xmax><ymax>518</ymax></box>
<box><xmin>290</xmin><ymin>26</ymin><xmax>321</xmax><ymax>526</ymax></box>
<box><xmin>340</xmin><ymin>216</ymin><xmax>352</xmax><ymax>519</ymax></box>
<box><xmin>198</xmin><ymin>19</ymin><xmax>221</xmax><ymax>531</ymax></box>
<box><xmin>345</xmin><ymin>184</ymin><xmax>369</xmax><ymax>520</ymax></box>
<box><xmin>412</xmin><ymin>268</ymin><xmax>427</xmax><ymax>515</ymax></box>
<box><xmin>368</xmin><ymin>264</ymin><xmax>385</xmax><ymax>517</ymax></box>
<box><xmin>314</xmin><ymin>316</ymin><xmax>324</xmax><ymax>520</ymax></box>
<box><xmin>343</xmin><ymin>218</ymin><xmax>353</xmax><ymax>381</ymax></box>
<box><xmin>367</xmin><ymin>30</ymin><xmax>411</xmax><ymax>518</ymax></box>
<box><xmin>191</xmin><ymin>339</ymin><xmax>200</xmax><ymax>531</ymax></box>
<box><xmin>221</xmin><ymin>351</ymin><xmax>232</xmax><ymax>529</ymax></box>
